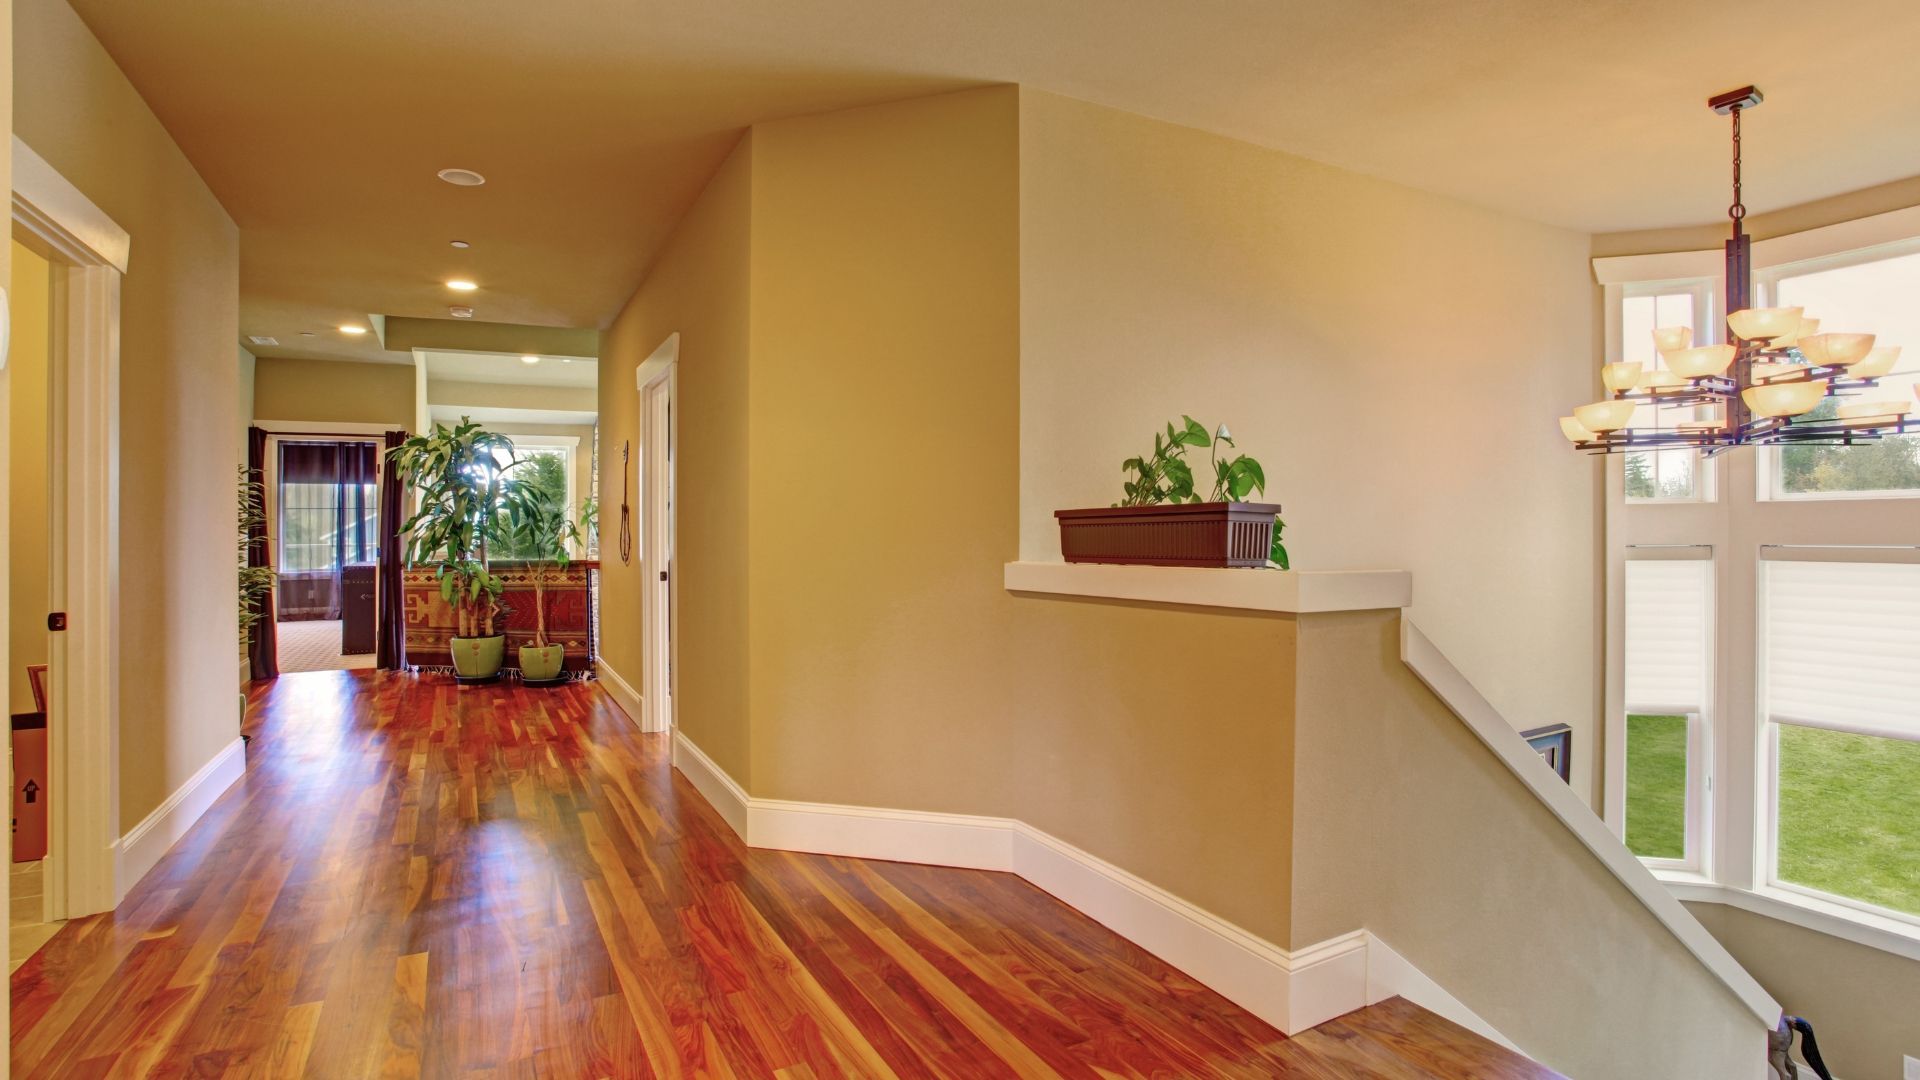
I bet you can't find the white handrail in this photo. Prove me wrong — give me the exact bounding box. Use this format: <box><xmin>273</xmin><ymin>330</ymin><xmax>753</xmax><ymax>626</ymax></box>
<box><xmin>1399</xmin><ymin>619</ymin><xmax>1781</xmax><ymax>1027</ymax></box>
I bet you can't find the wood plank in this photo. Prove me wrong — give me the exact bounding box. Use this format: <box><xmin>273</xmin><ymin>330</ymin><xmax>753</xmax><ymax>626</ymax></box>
<box><xmin>11</xmin><ymin>670</ymin><xmax>1559</xmax><ymax>1079</ymax></box>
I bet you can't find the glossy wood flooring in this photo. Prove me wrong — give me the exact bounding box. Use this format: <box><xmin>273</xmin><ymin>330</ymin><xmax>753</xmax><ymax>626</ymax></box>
<box><xmin>12</xmin><ymin>671</ymin><xmax>1558</xmax><ymax>1078</ymax></box>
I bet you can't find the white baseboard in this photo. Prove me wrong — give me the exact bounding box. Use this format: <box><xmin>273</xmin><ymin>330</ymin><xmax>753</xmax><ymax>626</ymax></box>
<box><xmin>595</xmin><ymin>659</ymin><xmax>644</xmax><ymax>729</ymax></box>
<box><xmin>670</xmin><ymin>730</ymin><xmax>749</xmax><ymax>839</ymax></box>
<box><xmin>113</xmin><ymin>737</ymin><xmax>247</xmax><ymax>902</ymax></box>
<box><xmin>669</xmin><ymin>732</ymin><xmax>1519</xmax><ymax>1046</ymax></box>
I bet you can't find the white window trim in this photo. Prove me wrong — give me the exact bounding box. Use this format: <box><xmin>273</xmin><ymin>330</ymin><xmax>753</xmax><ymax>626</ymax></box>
<box><xmin>1618</xmin><ymin>279</ymin><xmax>1719</xmax><ymax>506</ymax></box>
<box><xmin>1595</xmin><ymin>209</ymin><xmax>1920</xmax><ymax>960</ymax></box>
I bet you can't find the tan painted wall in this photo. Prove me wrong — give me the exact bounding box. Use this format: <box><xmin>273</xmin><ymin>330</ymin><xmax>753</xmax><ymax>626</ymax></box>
<box><xmin>8</xmin><ymin>241</ymin><xmax>49</xmax><ymax>716</ymax></box>
<box><xmin>599</xmin><ymin>135</ymin><xmax>755</xmax><ymax>781</ymax></box>
<box><xmin>17</xmin><ymin>0</ymin><xmax>243</xmax><ymax>833</ymax></box>
<box><xmin>253</xmin><ymin>356</ymin><xmax>414</xmax><ymax>429</ymax></box>
<box><xmin>1018</xmin><ymin>91</ymin><xmax>1605</xmax><ymax>805</ymax></box>
<box><xmin>426</xmin><ymin>378</ymin><xmax>596</xmax><ymax>415</ymax></box>
<box><xmin>1290</xmin><ymin>610</ymin><xmax>1761</xmax><ymax>1079</ymax></box>
<box><xmin>1686</xmin><ymin>902</ymin><xmax>1919</xmax><ymax>1080</ymax></box>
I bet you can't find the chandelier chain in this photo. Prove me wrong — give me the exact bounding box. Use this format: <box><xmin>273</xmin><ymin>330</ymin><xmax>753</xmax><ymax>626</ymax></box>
<box><xmin>1729</xmin><ymin>105</ymin><xmax>1745</xmax><ymax>222</ymax></box>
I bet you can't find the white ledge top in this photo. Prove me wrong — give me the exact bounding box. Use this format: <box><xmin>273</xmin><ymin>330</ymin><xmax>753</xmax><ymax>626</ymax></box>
<box><xmin>1003</xmin><ymin>562</ymin><xmax>1411</xmax><ymax>614</ymax></box>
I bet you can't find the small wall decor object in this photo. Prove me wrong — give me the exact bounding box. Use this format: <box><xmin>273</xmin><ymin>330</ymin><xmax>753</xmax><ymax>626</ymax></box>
<box><xmin>1521</xmin><ymin>723</ymin><xmax>1573</xmax><ymax>784</ymax></box>
<box><xmin>1056</xmin><ymin>416</ymin><xmax>1288</xmax><ymax>569</ymax></box>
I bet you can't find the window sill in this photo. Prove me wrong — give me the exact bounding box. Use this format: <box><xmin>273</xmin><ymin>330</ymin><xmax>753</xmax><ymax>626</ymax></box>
<box><xmin>1658</xmin><ymin>872</ymin><xmax>1920</xmax><ymax>963</ymax></box>
<box><xmin>1003</xmin><ymin>562</ymin><xmax>1411</xmax><ymax>614</ymax></box>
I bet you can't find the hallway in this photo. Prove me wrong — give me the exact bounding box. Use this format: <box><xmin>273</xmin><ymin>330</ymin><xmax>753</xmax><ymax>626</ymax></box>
<box><xmin>9</xmin><ymin>673</ymin><xmax>1550</xmax><ymax>1077</ymax></box>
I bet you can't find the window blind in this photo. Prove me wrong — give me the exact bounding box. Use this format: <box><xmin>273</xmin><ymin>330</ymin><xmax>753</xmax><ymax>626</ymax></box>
<box><xmin>1625</xmin><ymin>560</ymin><xmax>1711</xmax><ymax>712</ymax></box>
<box><xmin>1764</xmin><ymin>561</ymin><xmax>1920</xmax><ymax>741</ymax></box>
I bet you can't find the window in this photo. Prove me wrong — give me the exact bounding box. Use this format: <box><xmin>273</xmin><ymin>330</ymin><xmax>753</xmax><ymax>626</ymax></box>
<box><xmin>1624</xmin><ymin>559</ymin><xmax>1712</xmax><ymax>865</ymax></box>
<box><xmin>1763</xmin><ymin>247</ymin><xmax>1920</xmax><ymax>499</ymax></box>
<box><xmin>278</xmin><ymin>442</ymin><xmax>378</xmax><ymax>573</ymax></box>
<box><xmin>491</xmin><ymin>444</ymin><xmax>574</xmax><ymax>559</ymax></box>
<box><xmin>1621</xmin><ymin>288</ymin><xmax>1712</xmax><ymax>502</ymax></box>
<box><xmin>1600</xmin><ymin>212</ymin><xmax>1920</xmax><ymax>953</ymax></box>
<box><xmin>1762</xmin><ymin>560</ymin><xmax>1920</xmax><ymax>918</ymax></box>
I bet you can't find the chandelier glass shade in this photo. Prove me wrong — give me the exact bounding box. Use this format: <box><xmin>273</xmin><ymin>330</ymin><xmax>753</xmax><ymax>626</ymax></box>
<box><xmin>1561</xmin><ymin>87</ymin><xmax>1918</xmax><ymax>456</ymax></box>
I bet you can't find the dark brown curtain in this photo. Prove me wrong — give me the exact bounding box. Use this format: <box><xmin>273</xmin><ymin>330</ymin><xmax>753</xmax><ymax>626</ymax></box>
<box><xmin>246</xmin><ymin>427</ymin><xmax>278</xmax><ymax>681</ymax></box>
<box><xmin>277</xmin><ymin>440</ymin><xmax>379</xmax><ymax>620</ymax></box>
<box><xmin>377</xmin><ymin>430</ymin><xmax>408</xmax><ymax>670</ymax></box>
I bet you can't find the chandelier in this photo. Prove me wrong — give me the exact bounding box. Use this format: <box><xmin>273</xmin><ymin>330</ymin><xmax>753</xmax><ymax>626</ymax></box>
<box><xmin>1561</xmin><ymin>86</ymin><xmax>1914</xmax><ymax>456</ymax></box>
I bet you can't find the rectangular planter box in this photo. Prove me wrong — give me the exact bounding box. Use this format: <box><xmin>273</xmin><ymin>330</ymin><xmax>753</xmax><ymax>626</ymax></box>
<box><xmin>1054</xmin><ymin>501</ymin><xmax>1281</xmax><ymax>568</ymax></box>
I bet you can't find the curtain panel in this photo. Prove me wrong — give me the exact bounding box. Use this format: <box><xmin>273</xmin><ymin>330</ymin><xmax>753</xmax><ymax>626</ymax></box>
<box><xmin>377</xmin><ymin>430</ymin><xmax>408</xmax><ymax>670</ymax></box>
<box><xmin>246</xmin><ymin>427</ymin><xmax>278</xmax><ymax>681</ymax></box>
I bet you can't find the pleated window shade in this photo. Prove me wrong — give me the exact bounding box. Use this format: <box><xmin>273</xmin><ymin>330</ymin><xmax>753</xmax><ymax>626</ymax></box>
<box><xmin>1764</xmin><ymin>561</ymin><xmax>1920</xmax><ymax>741</ymax></box>
<box><xmin>1625</xmin><ymin>560</ymin><xmax>1712</xmax><ymax>713</ymax></box>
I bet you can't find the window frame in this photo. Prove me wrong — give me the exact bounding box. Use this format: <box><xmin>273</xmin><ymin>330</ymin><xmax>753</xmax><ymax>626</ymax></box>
<box><xmin>1594</xmin><ymin>205</ymin><xmax>1920</xmax><ymax>957</ymax></box>
<box><xmin>1753</xmin><ymin>237</ymin><xmax>1920</xmax><ymax>503</ymax></box>
<box><xmin>1618</xmin><ymin>279</ymin><xmax>1719</xmax><ymax>506</ymax></box>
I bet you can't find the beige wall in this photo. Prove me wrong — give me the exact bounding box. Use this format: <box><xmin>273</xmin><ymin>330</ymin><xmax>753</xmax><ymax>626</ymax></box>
<box><xmin>426</xmin><ymin>378</ymin><xmax>596</xmax><ymax>415</ymax></box>
<box><xmin>1290</xmin><ymin>610</ymin><xmax>1761</xmax><ymax>1078</ymax></box>
<box><xmin>8</xmin><ymin>240</ymin><xmax>49</xmax><ymax>715</ymax></box>
<box><xmin>599</xmin><ymin>134</ymin><xmax>755</xmax><ymax>781</ymax></box>
<box><xmin>17</xmin><ymin>0</ymin><xmax>243</xmax><ymax>833</ymax></box>
<box><xmin>253</xmin><ymin>355</ymin><xmax>414</xmax><ymax>430</ymax></box>
<box><xmin>1686</xmin><ymin>902</ymin><xmax>1920</xmax><ymax>1080</ymax></box>
<box><xmin>1018</xmin><ymin>91</ymin><xmax>1605</xmax><ymax>805</ymax></box>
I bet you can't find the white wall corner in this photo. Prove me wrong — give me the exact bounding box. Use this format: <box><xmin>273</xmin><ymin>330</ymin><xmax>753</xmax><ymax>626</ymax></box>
<box><xmin>594</xmin><ymin>659</ymin><xmax>643</xmax><ymax>729</ymax></box>
<box><xmin>1363</xmin><ymin>932</ymin><xmax>1523</xmax><ymax>1054</ymax></box>
<box><xmin>670</xmin><ymin>730</ymin><xmax>749</xmax><ymax>840</ymax></box>
<box><xmin>112</xmin><ymin>737</ymin><xmax>247</xmax><ymax>903</ymax></box>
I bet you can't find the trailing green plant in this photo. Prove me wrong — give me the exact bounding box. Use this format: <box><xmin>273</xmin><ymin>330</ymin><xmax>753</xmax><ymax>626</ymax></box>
<box><xmin>390</xmin><ymin>418</ymin><xmax>515</xmax><ymax>638</ymax></box>
<box><xmin>237</xmin><ymin>466</ymin><xmax>276</xmax><ymax>648</ymax></box>
<box><xmin>497</xmin><ymin>478</ymin><xmax>584</xmax><ymax>650</ymax></box>
<box><xmin>1118</xmin><ymin>415</ymin><xmax>1289</xmax><ymax>569</ymax></box>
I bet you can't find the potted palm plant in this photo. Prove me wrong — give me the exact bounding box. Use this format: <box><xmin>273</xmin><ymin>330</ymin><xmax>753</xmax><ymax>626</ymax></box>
<box><xmin>391</xmin><ymin>418</ymin><xmax>514</xmax><ymax>681</ymax></box>
<box><xmin>497</xmin><ymin>472</ymin><xmax>583</xmax><ymax>685</ymax></box>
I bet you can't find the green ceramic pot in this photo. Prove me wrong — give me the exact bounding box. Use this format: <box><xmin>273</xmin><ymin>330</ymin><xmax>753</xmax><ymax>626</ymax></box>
<box><xmin>519</xmin><ymin>644</ymin><xmax>565</xmax><ymax>683</ymax></box>
<box><xmin>450</xmin><ymin>634</ymin><xmax>506</xmax><ymax>679</ymax></box>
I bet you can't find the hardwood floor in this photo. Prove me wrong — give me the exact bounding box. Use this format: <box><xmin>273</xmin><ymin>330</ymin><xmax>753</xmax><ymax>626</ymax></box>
<box><xmin>11</xmin><ymin>671</ymin><xmax>1558</xmax><ymax>1078</ymax></box>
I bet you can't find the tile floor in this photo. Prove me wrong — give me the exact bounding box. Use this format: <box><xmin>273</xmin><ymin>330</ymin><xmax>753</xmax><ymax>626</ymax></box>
<box><xmin>10</xmin><ymin>859</ymin><xmax>64</xmax><ymax>973</ymax></box>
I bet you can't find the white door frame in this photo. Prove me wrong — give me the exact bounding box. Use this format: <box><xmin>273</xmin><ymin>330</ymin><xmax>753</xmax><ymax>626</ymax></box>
<box><xmin>635</xmin><ymin>334</ymin><xmax>677</xmax><ymax>734</ymax></box>
<box><xmin>12</xmin><ymin>135</ymin><xmax>129</xmax><ymax>919</ymax></box>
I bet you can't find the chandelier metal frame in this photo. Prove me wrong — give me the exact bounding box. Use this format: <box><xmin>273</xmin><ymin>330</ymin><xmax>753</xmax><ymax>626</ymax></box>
<box><xmin>1566</xmin><ymin>86</ymin><xmax>1916</xmax><ymax>457</ymax></box>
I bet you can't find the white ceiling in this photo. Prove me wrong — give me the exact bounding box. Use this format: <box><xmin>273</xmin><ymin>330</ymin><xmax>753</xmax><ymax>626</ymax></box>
<box><xmin>420</xmin><ymin>350</ymin><xmax>598</xmax><ymax>389</ymax></box>
<box><xmin>66</xmin><ymin>0</ymin><xmax>1920</xmax><ymax>361</ymax></box>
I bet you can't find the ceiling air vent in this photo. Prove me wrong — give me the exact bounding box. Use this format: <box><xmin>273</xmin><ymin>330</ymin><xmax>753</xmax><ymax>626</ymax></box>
<box><xmin>246</xmin><ymin>335</ymin><xmax>278</xmax><ymax>347</ymax></box>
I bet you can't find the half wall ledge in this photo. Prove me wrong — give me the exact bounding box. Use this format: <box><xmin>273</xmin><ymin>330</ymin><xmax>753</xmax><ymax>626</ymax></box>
<box><xmin>1003</xmin><ymin>562</ymin><xmax>1411</xmax><ymax>614</ymax></box>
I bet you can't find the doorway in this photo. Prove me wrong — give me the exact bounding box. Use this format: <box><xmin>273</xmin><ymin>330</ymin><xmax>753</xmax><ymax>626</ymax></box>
<box><xmin>8</xmin><ymin>236</ymin><xmax>66</xmax><ymax>968</ymax></box>
<box><xmin>265</xmin><ymin>436</ymin><xmax>381</xmax><ymax>674</ymax></box>
<box><xmin>11</xmin><ymin>136</ymin><xmax>132</xmax><ymax>922</ymax></box>
<box><xmin>637</xmin><ymin>335</ymin><xmax>676</xmax><ymax>733</ymax></box>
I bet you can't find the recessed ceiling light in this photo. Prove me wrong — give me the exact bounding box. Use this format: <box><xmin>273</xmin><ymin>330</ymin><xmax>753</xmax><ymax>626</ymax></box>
<box><xmin>246</xmin><ymin>335</ymin><xmax>278</xmax><ymax>347</ymax></box>
<box><xmin>560</xmin><ymin>358</ymin><xmax>572</xmax><ymax>363</ymax></box>
<box><xmin>436</xmin><ymin>168</ymin><xmax>486</xmax><ymax>187</ymax></box>
<box><xmin>446</xmin><ymin>280</ymin><xmax>478</xmax><ymax>291</ymax></box>
<box><xmin>521</xmin><ymin>355</ymin><xmax>540</xmax><ymax>365</ymax></box>
<box><xmin>339</xmin><ymin>325</ymin><xmax>367</xmax><ymax>335</ymax></box>
<box><xmin>450</xmin><ymin>240</ymin><xmax>470</xmax><ymax>249</ymax></box>
<box><xmin>299</xmin><ymin>331</ymin><xmax>316</xmax><ymax>337</ymax></box>
<box><xmin>449</xmin><ymin>306</ymin><xmax>474</xmax><ymax>319</ymax></box>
